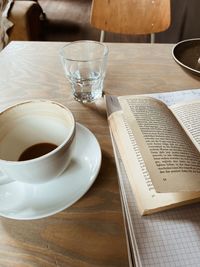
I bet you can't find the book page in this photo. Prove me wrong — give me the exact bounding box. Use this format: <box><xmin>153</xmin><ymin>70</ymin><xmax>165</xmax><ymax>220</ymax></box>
<box><xmin>118</xmin><ymin>95</ymin><xmax>200</xmax><ymax>192</ymax></box>
<box><xmin>170</xmin><ymin>99</ymin><xmax>200</xmax><ymax>151</ymax></box>
<box><xmin>108</xmin><ymin>109</ymin><xmax>200</xmax><ymax>214</ymax></box>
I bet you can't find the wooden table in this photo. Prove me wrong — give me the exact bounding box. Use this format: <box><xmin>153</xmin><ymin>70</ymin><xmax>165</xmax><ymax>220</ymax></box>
<box><xmin>0</xmin><ymin>41</ymin><xmax>199</xmax><ymax>267</ymax></box>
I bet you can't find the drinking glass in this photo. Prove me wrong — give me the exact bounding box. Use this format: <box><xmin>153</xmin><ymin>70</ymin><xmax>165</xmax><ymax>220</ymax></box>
<box><xmin>60</xmin><ymin>40</ymin><xmax>109</xmax><ymax>103</ymax></box>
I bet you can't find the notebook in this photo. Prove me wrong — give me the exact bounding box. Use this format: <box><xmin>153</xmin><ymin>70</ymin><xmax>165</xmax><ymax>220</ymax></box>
<box><xmin>107</xmin><ymin>89</ymin><xmax>200</xmax><ymax>266</ymax></box>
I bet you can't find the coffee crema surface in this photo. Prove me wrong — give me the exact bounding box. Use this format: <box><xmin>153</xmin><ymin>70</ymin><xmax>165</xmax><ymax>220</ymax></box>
<box><xmin>18</xmin><ymin>143</ymin><xmax>58</xmax><ymax>161</ymax></box>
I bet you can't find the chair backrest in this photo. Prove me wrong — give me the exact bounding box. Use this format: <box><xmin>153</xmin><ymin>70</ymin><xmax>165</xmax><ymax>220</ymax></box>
<box><xmin>90</xmin><ymin>0</ymin><xmax>171</xmax><ymax>35</ymax></box>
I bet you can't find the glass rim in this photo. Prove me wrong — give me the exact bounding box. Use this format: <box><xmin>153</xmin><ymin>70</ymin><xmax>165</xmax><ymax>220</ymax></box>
<box><xmin>60</xmin><ymin>40</ymin><xmax>109</xmax><ymax>62</ymax></box>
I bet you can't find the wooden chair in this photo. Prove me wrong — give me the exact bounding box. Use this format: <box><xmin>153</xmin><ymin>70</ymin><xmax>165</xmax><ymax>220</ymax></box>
<box><xmin>90</xmin><ymin>0</ymin><xmax>171</xmax><ymax>42</ymax></box>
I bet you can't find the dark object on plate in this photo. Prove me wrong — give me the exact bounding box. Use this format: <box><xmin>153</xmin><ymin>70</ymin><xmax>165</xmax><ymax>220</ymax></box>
<box><xmin>172</xmin><ymin>38</ymin><xmax>200</xmax><ymax>76</ymax></box>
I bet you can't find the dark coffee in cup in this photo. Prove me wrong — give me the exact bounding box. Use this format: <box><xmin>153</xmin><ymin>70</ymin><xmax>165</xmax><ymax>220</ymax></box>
<box><xmin>18</xmin><ymin>143</ymin><xmax>58</xmax><ymax>161</ymax></box>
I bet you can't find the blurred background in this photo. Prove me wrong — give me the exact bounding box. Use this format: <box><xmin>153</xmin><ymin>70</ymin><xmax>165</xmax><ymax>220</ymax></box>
<box><xmin>38</xmin><ymin>0</ymin><xmax>200</xmax><ymax>43</ymax></box>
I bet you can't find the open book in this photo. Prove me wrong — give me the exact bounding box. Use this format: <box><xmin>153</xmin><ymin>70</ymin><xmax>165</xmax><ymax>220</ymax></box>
<box><xmin>106</xmin><ymin>91</ymin><xmax>200</xmax><ymax>215</ymax></box>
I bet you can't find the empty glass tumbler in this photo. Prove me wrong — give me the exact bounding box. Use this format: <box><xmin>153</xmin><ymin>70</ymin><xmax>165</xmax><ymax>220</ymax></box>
<box><xmin>60</xmin><ymin>40</ymin><xmax>109</xmax><ymax>103</ymax></box>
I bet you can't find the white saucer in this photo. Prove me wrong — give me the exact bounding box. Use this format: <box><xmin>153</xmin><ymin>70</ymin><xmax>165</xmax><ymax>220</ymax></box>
<box><xmin>0</xmin><ymin>123</ymin><xmax>101</xmax><ymax>220</ymax></box>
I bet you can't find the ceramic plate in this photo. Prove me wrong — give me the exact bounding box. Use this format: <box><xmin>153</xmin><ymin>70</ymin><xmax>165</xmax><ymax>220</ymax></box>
<box><xmin>0</xmin><ymin>123</ymin><xmax>101</xmax><ymax>220</ymax></box>
<box><xmin>172</xmin><ymin>38</ymin><xmax>200</xmax><ymax>76</ymax></box>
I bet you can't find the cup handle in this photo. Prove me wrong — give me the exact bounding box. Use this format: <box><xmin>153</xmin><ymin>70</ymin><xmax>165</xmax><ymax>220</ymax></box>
<box><xmin>0</xmin><ymin>169</ymin><xmax>14</xmax><ymax>185</ymax></box>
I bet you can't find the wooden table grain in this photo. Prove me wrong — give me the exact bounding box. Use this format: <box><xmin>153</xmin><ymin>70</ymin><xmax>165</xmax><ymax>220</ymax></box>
<box><xmin>0</xmin><ymin>41</ymin><xmax>199</xmax><ymax>267</ymax></box>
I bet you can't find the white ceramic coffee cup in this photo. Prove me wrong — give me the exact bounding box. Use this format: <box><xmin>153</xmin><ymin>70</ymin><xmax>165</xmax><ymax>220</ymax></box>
<box><xmin>0</xmin><ymin>99</ymin><xmax>76</xmax><ymax>184</ymax></box>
